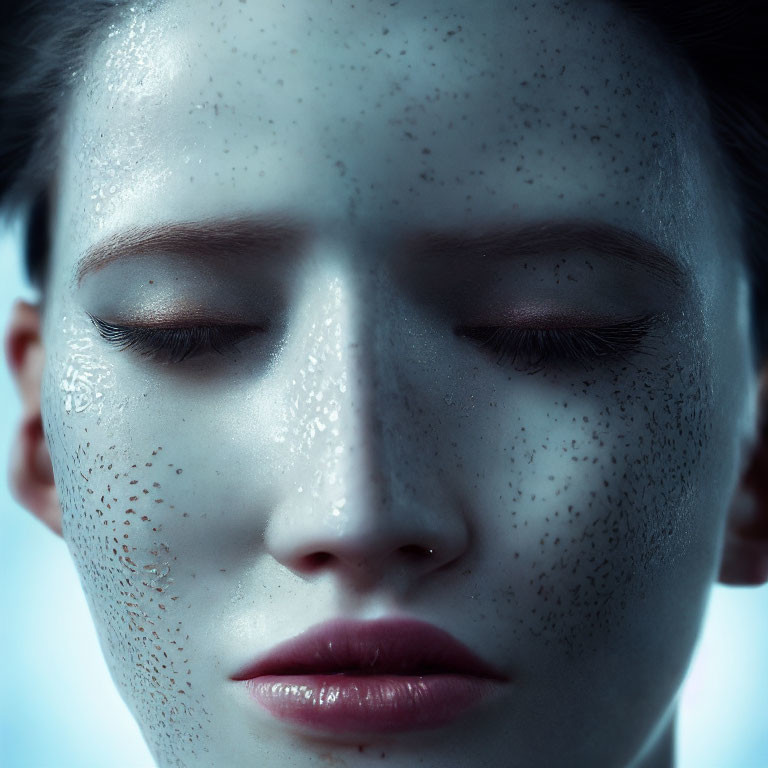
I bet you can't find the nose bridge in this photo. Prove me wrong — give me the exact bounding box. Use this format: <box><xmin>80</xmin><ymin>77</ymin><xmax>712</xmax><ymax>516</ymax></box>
<box><xmin>303</xmin><ymin>254</ymin><xmax>386</xmax><ymax>517</ymax></box>
<box><xmin>271</xmin><ymin>246</ymin><xmax>386</xmax><ymax>519</ymax></box>
<box><xmin>340</xmin><ymin>278</ymin><xmax>388</xmax><ymax>513</ymax></box>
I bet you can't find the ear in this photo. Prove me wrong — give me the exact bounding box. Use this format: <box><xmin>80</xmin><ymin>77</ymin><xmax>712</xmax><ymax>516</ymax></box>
<box><xmin>5</xmin><ymin>299</ymin><xmax>61</xmax><ymax>536</ymax></box>
<box><xmin>719</xmin><ymin>367</ymin><xmax>768</xmax><ymax>585</ymax></box>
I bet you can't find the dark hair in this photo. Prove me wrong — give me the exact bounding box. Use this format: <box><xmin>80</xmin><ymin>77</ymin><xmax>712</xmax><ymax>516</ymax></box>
<box><xmin>1</xmin><ymin>1</ymin><xmax>767</xmax><ymax>356</ymax></box>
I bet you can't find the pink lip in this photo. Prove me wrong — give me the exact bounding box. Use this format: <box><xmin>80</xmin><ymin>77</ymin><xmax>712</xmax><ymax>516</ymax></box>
<box><xmin>230</xmin><ymin>617</ymin><xmax>509</xmax><ymax>734</ymax></box>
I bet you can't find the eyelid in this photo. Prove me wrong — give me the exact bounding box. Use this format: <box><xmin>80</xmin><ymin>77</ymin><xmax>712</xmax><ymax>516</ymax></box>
<box><xmin>455</xmin><ymin>312</ymin><xmax>661</xmax><ymax>336</ymax></box>
<box><xmin>455</xmin><ymin>313</ymin><xmax>662</xmax><ymax>371</ymax></box>
<box><xmin>87</xmin><ymin>314</ymin><xmax>267</xmax><ymax>364</ymax></box>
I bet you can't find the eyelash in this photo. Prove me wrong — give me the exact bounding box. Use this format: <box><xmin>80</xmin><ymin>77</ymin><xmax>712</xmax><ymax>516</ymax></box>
<box><xmin>88</xmin><ymin>314</ymin><xmax>264</xmax><ymax>364</ymax></box>
<box><xmin>455</xmin><ymin>314</ymin><xmax>659</xmax><ymax>372</ymax></box>
<box><xmin>89</xmin><ymin>313</ymin><xmax>659</xmax><ymax>369</ymax></box>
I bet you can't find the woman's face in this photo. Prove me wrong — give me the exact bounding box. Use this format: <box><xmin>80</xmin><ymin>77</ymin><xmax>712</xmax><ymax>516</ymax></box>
<box><xmin>42</xmin><ymin>0</ymin><xmax>756</xmax><ymax>765</ymax></box>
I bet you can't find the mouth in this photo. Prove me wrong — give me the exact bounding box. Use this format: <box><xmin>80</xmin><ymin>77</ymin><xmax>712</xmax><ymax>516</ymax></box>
<box><xmin>230</xmin><ymin>617</ymin><xmax>509</xmax><ymax>734</ymax></box>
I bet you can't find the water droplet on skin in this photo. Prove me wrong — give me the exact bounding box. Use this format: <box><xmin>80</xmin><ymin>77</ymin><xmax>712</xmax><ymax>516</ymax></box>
<box><xmin>61</xmin><ymin>360</ymin><xmax>111</xmax><ymax>414</ymax></box>
<box><xmin>59</xmin><ymin>333</ymin><xmax>112</xmax><ymax>415</ymax></box>
<box><xmin>230</xmin><ymin>580</ymin><xmax>245</xmax><ymax>604</ymax></box>
<box><xmin>143</xmin><ymin>562</ymin><xmax>172</xmax><ymax>588</ymax></box>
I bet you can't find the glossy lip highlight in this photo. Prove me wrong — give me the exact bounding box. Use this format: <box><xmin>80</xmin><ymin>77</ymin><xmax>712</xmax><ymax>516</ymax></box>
<box><xmin>230</xmin><ymin>617</ymin><xmax>510</xmax><ymax>734</ymax></box>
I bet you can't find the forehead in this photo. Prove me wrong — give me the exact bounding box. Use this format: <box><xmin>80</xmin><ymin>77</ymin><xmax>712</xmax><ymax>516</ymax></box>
<box><xmin>57</xmin><ymin>0</ymin><xmax>727</xmax><ymax>275</ymax></box>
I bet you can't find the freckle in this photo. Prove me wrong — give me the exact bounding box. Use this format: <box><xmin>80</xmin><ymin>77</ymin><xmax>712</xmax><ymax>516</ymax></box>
<box><xmin>155</xmin><ymin>499</ymin><xmax>164</xmax><ymax>503</ymax></box>
<box><xmin>130</xmin><ymin>496</ymin><xmax>138</xmax><ymax>501</ymax></box>
<box><xmin>141</xmin><ymin>516</ymin><xmax>150</xmax><ymax>521</ymax></box>
<box><xmin>145</xmin><ymin>462</ymin><xmax>152</xmax><ymax>467</ymax></box>
<box><xmin>176</xmin><ymin>468</ymin><xmax>183</xmax><ymax>475</ymax></box>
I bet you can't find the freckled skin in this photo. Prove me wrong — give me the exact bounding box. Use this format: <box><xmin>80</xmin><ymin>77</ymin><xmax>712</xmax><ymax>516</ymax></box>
<box><xmin>41</xmin><ymin>1</ymin><xmax>755</xmax><ymax>767</ymax></box>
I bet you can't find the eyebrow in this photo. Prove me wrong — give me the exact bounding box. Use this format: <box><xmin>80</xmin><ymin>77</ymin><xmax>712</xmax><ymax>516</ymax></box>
<box><xmin>74</xmin><ymin>216</ymin><xmax>688</xmax><ymax>292</ymax></box>
<box><xmin>73</xmin><ymin>214</ymin><xmax>310</xmax><ymax>287</ymax></box>
<box><xmin>402</xmin><ymin>219</ymin><xmax>688</xmax><ymax>291</ymax></box>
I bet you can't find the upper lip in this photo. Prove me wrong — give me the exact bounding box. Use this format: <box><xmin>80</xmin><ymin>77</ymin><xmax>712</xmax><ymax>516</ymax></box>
<box><xmin>230</xmin><ymin>617</ymin><xmax>509</xmax><ymax>681</ymax></box>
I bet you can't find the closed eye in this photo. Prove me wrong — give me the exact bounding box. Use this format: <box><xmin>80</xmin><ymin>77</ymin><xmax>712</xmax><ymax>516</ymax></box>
<box><xmin>88</xmin><ymin>314</ymin><xmax>267</xmax><ymax>364</ymax></box>
<box><xmin>454</xmin><ymin>314</ymin><xmax>660</xmax><ymax>373</ymax></box>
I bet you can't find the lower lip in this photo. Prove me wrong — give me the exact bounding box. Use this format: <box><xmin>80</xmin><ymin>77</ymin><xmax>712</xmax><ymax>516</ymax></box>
<box><xmin>243</xmin><ymin>674</ymin><xmax>502</xmax><ymax>733</ymax></box>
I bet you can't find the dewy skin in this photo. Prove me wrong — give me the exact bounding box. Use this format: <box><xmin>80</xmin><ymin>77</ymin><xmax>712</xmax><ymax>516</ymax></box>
<box><xmin>23</xmin><ymin>1</ymin><xmax>760</xmax><ymax>766</ymax></box>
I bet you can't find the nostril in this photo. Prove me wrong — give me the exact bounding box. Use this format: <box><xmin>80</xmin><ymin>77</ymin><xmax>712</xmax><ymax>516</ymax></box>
<box><xmin>303</xmin><ymin>551</ymin><xmax>334</xmax><ymax>571</ymax></box>
<box><xmin>399</xmin><ymin>544</ymin><xmax>435</xmax><ymax>558</ymax></box>
<box><xmin>298</xmin><ymin>546</ymin><xmax>437</xmax><ymax>574</ymax></box>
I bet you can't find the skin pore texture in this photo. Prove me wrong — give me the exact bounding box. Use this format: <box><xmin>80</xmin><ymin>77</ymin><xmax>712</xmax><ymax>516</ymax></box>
<box><xmin>36</xmin><ymin>0</ymin><xmax>758</xmax><ymax>766</ymax></box>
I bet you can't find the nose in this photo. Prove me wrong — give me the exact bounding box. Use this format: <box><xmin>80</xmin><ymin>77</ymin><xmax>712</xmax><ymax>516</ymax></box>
<box><xmin>263</xmin><ymin>259</ymin><xmax>469</xmax><ymax>593</ymax></box>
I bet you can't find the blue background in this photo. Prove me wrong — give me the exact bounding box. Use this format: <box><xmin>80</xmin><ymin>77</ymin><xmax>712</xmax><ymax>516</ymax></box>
<box><xmin>1</xmin><ymin>217</ymin><xmax>767</xmax><ymax>767</ymax></box>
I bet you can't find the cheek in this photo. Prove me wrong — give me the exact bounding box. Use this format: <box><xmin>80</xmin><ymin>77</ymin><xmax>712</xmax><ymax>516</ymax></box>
<box><xmin>453</xmin><ymin>342</ymin><xmax>727</xmax><ymax>658</ymax></box>
<box><xmin>41</xmin><ymin>319</ymin><xmax>215</xmax><ymax>756</ymax></box>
